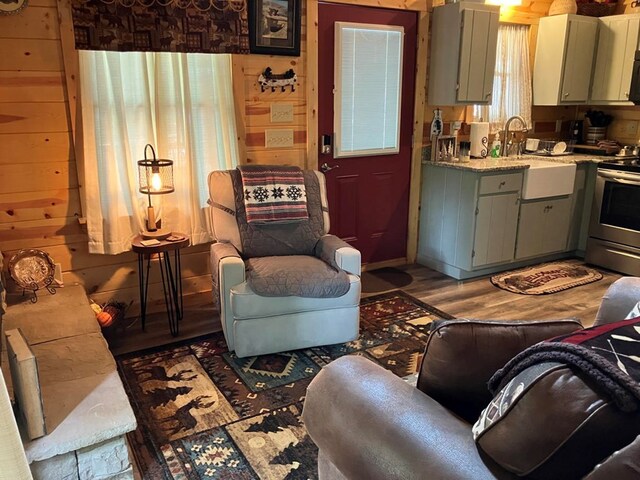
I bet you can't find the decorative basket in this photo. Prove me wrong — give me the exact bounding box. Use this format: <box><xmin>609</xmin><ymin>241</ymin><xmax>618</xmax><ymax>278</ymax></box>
<box><xmin>576</xmin><ymin>2</ymin><xmax>617</xmax><ymax>17</ymax></box>
<box><xmin>549</xmin><ymin>0</ymin><xmax>577</xmax><ymax>15</ymax></box>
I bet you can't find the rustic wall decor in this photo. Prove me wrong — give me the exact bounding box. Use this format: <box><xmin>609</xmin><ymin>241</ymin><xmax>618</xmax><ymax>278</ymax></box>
<box><xmin>70</xmin><ymin>0</ymin><xmax>249</xmax><ymax>53</ymax></box>
<box><xmin>249</xmin><ymin>0</ymin><xmax>300</xmax><ymax>56</ymax></box>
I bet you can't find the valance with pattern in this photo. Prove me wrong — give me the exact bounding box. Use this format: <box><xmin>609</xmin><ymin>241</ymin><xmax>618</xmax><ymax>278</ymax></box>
<box><xmin>71</xmin><ymin>0</ymin><xmax>249</xmax><ymax>54</ymax></box>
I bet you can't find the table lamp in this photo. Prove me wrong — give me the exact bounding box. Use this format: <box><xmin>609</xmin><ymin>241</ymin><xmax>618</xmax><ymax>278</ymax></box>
<box><xmin>137</xmin><ymin>144</ymin><xmax>174</xmax><ymax>240</ymax></box>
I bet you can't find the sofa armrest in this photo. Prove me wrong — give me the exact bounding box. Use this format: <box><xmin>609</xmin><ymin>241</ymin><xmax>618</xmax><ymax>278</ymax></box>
<box><xmin>303</xmin><ymin>356</ymin><xmax>515</xmax><ymax>480</ymax></box>
<box><xmin>418</xmin><ymin>318</ymin><xmax>583</xmax><ymax>422</ymax></box>
<box><xmin>594</xmin><ymin>277</ymin><xmax>640</xmax><ymax>327</ymax></box>
<box><xmin>315</xmin><ymin>235</ymin><xmax>361</xmax><ymax>276</ymax></box>
<box><xmin>584</xmin><ymin>435</ymin><xmax>640</xmax><ymax>480</ymax></box>
<box><xmin>210</xmin><ymin>243</ymin><xmax>245</xmax><ymax>350</ymax></box>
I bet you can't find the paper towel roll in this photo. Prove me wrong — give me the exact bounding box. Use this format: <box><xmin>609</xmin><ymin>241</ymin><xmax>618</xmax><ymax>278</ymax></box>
<box><xmin>470</xmin><ymin>122</ymin><xmax>490</xmax><ymax>158</ymax></box>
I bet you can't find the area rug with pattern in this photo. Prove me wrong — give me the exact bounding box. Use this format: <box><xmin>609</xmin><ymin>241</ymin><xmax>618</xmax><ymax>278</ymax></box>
<box><xmin>116</xmin><ymin>290</ymin><xmax>454</xmax><ymax>479</ymax></box>
<box><xmin>490</xmin><ymin>261</ymin><xmax>603</xmax><ymax>295</ymax></box>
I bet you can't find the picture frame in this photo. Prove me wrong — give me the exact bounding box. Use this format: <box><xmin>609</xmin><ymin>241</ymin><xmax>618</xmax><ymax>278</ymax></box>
<box><xmin>249</xmin><ymin>0</ymin><xmax>301</xmax><ymax>57</ymax></box>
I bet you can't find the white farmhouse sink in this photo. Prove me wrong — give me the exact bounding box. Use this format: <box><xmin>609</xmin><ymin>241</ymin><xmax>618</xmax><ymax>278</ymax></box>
<box><xmin>521</xmin><ymin>160</ymin><xmax>576</xmax><ymax>200</ymax></box>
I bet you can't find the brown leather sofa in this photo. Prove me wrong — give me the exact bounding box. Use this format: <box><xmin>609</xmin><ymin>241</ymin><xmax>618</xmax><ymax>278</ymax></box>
<box><xmin>303</xmin><ymin>277</ymin><xmax>640</xmax><ymax>480</ymax></box>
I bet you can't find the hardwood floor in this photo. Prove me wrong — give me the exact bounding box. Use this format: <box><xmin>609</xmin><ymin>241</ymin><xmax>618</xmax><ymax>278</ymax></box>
<box><xmin>111</xmin><ymin>259</ymin><xmax>622</xmax><ymax>355</ymax></box>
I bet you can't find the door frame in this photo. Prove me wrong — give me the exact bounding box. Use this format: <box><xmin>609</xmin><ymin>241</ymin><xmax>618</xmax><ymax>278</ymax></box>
<box><xmin>306</xmin><ymin>0</ymin><xmax>429</xmax><ymax>266</ymax></box>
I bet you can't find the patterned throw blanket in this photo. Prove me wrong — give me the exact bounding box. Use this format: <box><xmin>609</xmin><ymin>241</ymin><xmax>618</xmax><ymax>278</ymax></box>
<box><xmin>238</xmin><ymin>165</ymin><xmax>308</xmax><ymax>223</ymax></box>
<box><xmin>489</xmin><ymin>317</ymin><xmax>640</xmax><ymax>412</ymax></box>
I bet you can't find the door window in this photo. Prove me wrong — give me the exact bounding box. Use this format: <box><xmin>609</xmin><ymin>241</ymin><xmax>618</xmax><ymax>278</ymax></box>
<box><xmin>334</xmin><ymin>22</ymin><xmax>404</xmax><ymax>158</ymax></box>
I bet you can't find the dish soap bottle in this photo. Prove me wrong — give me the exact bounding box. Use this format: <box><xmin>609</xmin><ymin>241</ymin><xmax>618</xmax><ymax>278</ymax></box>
<box><xmin>490</xmin><ymin>133</ymin><xmax>501</xmax><ymax>158</ymax></box>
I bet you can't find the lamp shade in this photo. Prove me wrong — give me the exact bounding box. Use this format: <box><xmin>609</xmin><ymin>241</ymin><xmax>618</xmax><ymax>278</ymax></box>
<box><xmin>137</xmin><ymin>144</ymin><xmax>174</xmax><ymax>195</ymax></box>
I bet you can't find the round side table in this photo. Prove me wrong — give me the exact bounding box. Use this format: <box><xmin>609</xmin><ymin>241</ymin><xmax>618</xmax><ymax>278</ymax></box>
<box><xmin>132</xmin><ymin>233</ymin><xmax>190</xmax><ymax>336</ymax></box>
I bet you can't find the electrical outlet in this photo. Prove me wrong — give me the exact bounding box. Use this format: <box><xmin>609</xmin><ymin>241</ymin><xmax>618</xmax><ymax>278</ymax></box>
<box><xmin>624</xmin><ymin>120</ymin><xmax>638</xmax><ymax>137</ymax></box>
<box><xmin>270</xmin><ymin>103</ymin><xmax>294</xmax><ymax>123</ymax></box>
<box><xmin>54</xmin><ymin>263</ymin><xmax>64</xmax><ymax>287</ymax></box>
<box><xmin>265</xmin><ymin>129</ymin><xmax>294</xmax><ymax>148</ymax></box>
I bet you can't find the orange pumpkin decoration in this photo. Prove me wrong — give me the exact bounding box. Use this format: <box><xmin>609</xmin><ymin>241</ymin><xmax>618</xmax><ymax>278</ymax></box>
<box><xmin>97</xmin><ymin>310</ymin><xmax>113</xmax><ymax>327</ymax></box>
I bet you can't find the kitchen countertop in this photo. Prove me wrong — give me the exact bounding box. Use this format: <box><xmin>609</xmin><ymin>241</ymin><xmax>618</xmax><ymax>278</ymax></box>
<box><xmin>424</xmin><ymin>153</ymin><xmax>622</xmax><ymax>172</ymax></box>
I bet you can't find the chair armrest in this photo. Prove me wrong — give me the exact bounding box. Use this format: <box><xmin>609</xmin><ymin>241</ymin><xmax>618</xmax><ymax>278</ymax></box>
<box><xmin>418</xmin><ymin>318</ymin><xmax>583</xmax><ymax>422</ymax></box>
<box><xmin>315</xmin><ymin>235</ymin><xmax>361</xmax><ymax>276</ymax></box>
<box><xmin>210</xmin><ymin>243</ymin><xmax>245</xmax><ymax>350</ymax></box>
<box><xmin>594</xmin><ymin>277</ymin><xmax>640</xmax><ymax>327</ymax></box>
<box><xmin>303</xmin><ymin>356</ymin><xmax>515</xmax><ymax>480</ymax></box>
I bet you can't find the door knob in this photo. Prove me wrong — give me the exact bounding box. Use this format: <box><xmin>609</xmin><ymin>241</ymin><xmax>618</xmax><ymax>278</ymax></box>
<box><xmin>320</xmin><ymin>162</ymin><xmax>339</xmax><ymax>173</ymax></box>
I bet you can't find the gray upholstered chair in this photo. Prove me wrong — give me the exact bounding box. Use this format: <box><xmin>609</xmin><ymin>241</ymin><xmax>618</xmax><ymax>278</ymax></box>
<box><xmin>207</xmin><ymin>167</ymin><xmax>361</xmax><ymax>358</ymax></box>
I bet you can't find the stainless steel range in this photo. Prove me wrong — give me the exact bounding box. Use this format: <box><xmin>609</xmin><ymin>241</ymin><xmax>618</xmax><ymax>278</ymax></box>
<box><xmin>586</xmin><ymin>158</ymin><xmax>640</xmax><ymax>276</ymax></box>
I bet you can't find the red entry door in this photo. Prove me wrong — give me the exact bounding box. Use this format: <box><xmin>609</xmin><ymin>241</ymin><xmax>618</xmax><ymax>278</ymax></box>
<box><xmin>318</xmin><ymin>2</ymin><xmax>417</xmax><ymax>265</ymax></box>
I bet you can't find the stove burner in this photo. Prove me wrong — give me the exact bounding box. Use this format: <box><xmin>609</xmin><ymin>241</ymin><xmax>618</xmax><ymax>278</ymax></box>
<box><xmin>598</xmin><ymin>157</ymin><xmax>640</xmax><ymax>173</ymax></box>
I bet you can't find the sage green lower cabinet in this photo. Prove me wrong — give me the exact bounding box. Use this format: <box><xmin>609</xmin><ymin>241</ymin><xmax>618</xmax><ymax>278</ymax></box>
<box><xmin>417</xmin><ymin>162</ymin><xmax>590</xmax><ymax>280</ymax></box>
<box><xmin>515</xmin><ymin>197</ymin><xmax>572</xmax><ymax>260</ymax></box>
<box><xmin>417</xmin><ymin>164</ymin><xmax>523</xmax><ymax>278</ymax></box>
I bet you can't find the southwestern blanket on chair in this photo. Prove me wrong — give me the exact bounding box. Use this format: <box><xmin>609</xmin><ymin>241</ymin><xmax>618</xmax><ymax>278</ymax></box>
<box><xmin>238</xmin><ymin>166</ymin><xmax>308</xmax><ymax>224</ymax></box>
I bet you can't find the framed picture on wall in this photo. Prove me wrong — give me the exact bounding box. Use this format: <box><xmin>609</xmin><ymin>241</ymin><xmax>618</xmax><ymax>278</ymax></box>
<box><xmin>249</xmin><ymin>0</ymin><xmax>301</xmax><ymax>56</ymax></box>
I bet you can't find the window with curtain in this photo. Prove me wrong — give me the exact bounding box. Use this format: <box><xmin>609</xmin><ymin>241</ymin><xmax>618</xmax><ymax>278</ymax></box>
<box><xmin>473</xmin><ymin>24</ymin><xmax>532</xmax><ymax>133</ymax></box>
<box><xmin>79</xmin><ymin>51</ymin><xmax>239</xmax><ymax>254</ymax></box>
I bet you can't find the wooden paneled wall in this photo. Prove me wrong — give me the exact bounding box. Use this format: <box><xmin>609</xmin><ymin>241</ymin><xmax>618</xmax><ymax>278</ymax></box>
<box><xmin>0</xmin><ymin>2</ymin><xmax>309</xmax><ymax>315</ymax></box>
<box><xmin>233</xmin><ymin>6</ymin><xmax>308</xmax><ymax>169</ymax></box>
<box><xmin>0</xmin><ymin>1</ymin><xmax>213</xmax><ymax>314</ymax></box>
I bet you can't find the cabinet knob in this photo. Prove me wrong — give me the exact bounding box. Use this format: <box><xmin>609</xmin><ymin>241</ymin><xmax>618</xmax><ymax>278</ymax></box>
<box><xmin>499</xmin><ymin>181</ymin><xmax>506</xmax><ymax>188</ymax></box>
<box><xmin>563</xmin><ymin>92</ymin><xmax>570</xmax><ymax>97</ymax></box>
<box><xmin>625</xmin><ymin>92</ymin><xmax>630</xmax><ymax>98</ymax></box>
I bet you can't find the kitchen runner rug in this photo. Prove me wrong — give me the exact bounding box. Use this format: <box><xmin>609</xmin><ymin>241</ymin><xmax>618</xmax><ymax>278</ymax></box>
<box><xmin>490</xmin><ymin>262</ymin><xmax>603</xmax><ymax>295</ymax></box>
<box><xmin>116</xmin><ymin>291</ymin><xmax>453</xmax><ymax>480</ymax></box>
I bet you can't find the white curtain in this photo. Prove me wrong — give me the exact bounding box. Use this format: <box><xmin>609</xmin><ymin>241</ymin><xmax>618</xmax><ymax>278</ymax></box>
<box><xmin>473</xmin><ymin>24</ymin><xmax>532</xmax><ymax>133</ymax></box>
<box><xmin>79</xmin><ymin>51</ymin><xmax>239</xmax><ymax>254</ymax></box>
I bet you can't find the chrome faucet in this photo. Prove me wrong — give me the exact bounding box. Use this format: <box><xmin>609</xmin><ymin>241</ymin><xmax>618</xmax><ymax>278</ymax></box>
<box><xmin>500</xmin><ymin>115</ymin><xmax>529</xmax><ymax>157</ymax></box>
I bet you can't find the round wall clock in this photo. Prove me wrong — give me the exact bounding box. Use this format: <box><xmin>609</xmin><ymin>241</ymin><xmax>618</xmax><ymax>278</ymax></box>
<box><xmin>0</xmin><ymin>0</ymin><xmax>27</xmax><ymax>15</ymax></box>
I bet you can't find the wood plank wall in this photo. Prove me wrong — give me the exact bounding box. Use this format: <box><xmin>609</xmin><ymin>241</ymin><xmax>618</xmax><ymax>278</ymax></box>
<box><xmin>0</xmin><ymin>2</ymin><xmax>308</xmax><ymax>316</ymax></box>
<box><xmin>0</xmin><ymin>1</ymin><xmax>213</xmax><ymax>315</ymax></box>
<box><xmin>233</xmin><ymin>5</ymin><xmax>308</xmax><ymax>169</ymax></box>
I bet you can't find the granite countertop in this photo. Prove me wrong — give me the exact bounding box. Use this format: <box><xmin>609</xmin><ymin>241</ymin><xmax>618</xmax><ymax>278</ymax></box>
<box><xmin>424</xmin><ymin>153</ymin><xmax>620</xmax><ymax>172</ymax></box>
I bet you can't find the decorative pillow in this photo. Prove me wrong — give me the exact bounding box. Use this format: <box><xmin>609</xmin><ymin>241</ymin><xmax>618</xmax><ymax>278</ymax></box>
<box><xmin>626</xmin><ymin>301</ymin><xmax>640</xmax><ymax>319</ymax></box>
<box><xmin>473</xmin><ymin>318</ymin><xmax>640</xmax><ymax>479</ymax></box>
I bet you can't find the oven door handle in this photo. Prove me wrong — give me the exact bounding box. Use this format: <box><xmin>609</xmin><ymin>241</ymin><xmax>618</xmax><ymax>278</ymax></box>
<box><xmin>598</xmin><ymin>169</ymin><xmax>640</xmax><ymax>185</ymax></box>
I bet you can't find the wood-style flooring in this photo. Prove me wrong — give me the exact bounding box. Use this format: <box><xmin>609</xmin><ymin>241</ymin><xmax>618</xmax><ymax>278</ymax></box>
<box><xmin>111</xmin><ymin>259</ymin><xmax>622</xmax><ymax>356</ymax></box>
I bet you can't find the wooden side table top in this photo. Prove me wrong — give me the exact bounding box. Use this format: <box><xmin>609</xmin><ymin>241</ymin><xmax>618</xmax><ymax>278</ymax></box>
<box><xmin>131</xmin><ymin>233</ymin><xmax>190</xmax><ymax>254</ymax></box>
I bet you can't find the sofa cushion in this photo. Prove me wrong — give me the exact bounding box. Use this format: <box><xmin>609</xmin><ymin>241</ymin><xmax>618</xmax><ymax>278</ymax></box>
<box><xmin>231</xmin><ymin>274</ymin><xmax>360</xmax><ymax>320</ymax></box>
<box><xmin>417</xmin><ymin>319</ymin><xmax>583</xmax><ymax>423</ymax></box>
<box><xmin>473</xmin><ymin>319</ymin><xmax>640</xmax><ymax>479</ymax></box>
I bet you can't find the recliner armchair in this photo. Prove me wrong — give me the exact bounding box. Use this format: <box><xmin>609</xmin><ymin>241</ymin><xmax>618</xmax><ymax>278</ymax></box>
<box><xmin>207</xmin><ymin>167</ymin><xmax>361</xmax><ymax>358</ymax></box>
<box><xmin>303</xmin><ymin>277</ymin><xmax>640</xmax><ymax>480</ymax></box>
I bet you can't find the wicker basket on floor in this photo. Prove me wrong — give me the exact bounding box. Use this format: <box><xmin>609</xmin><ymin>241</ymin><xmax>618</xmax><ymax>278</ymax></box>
<box><xmin>577</xmin><ymin>2</ymin><xmax>617</xmax><ymax>17</ymax></box>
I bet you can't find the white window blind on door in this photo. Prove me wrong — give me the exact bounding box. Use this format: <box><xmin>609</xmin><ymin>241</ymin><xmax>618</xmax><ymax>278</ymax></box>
<box><xmin>334</xmin><ymin>22</ymin><xmax>404</xmax><ymax>158</ymax></box>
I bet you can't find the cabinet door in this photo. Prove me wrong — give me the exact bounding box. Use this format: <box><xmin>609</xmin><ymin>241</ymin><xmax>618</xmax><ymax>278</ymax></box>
<box><xmin>473</xmin><ymin>193</ymin><xmax>519</xmax><ymax>267</ymax></box>
<box><xmin>515</xmin><ymin>201</ymin><xmax>547</xmax><ymax>259</ymax></box>
<box><xmin>591</xmin><ymin>16</ymin><xmax>640</xmax><ymax>102</ymax></box>
<box><xmin>457</xmin><ymin>8</ymin><xmax>499</xmax><ymax>103</ymax></box>
<box><xmin>543</xmin><ymin>197</ymin><xmax>572</xmax><ymax>253</ymax></box>
<box><xmin>516</xmin><ymin>197</ymin><xmax>572</xmax><ymax>259</ymax></box>
<box><xmin>561</xmin><ymin>18</ymin><xmax>598</xmax><ymax>103</ymax></box>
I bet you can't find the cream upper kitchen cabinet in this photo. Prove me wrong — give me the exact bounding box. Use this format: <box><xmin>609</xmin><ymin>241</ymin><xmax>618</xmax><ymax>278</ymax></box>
<box><xmin>428</xmin><ymin>2</ymin><xmax>499</xmax><ymax>106</ymax></box>
<box><xmin>533</xmin><ymin>14</ymin><xmax>599</xmax><ymax>105</ymax></box>
<box><xmin>590</xmin><ymin>14</ymin><xmax>640</xmax><ymax>104</ymax></box>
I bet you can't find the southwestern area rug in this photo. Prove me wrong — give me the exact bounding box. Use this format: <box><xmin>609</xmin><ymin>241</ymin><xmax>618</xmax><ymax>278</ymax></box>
<box><xmin>490</xmin><ymin>261</ymin><xmax>603</xmax><ymax>295</ymax></box>
<box><xmin>116</xmin><ymin>290</ymin><xmax>454</xmax><ymax>480</ymax></box>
